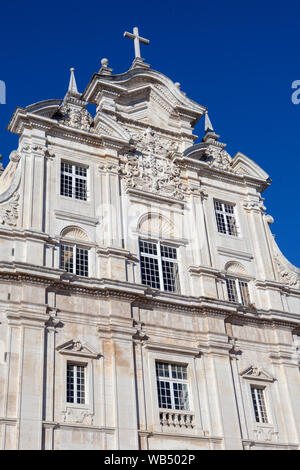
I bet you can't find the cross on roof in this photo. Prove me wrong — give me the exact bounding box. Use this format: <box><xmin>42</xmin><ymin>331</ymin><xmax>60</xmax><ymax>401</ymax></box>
<box><xmin>124</xmin><ymin>27</ymin><xmax>149</xmax><ymax>59</ymax></box>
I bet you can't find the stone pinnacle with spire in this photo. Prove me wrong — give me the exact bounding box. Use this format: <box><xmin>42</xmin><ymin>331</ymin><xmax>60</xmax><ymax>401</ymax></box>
<box><xmin>66</xmin><ymin>67</ymin><xmax>81</xmax><ymax>98</ymax></box>
<box><xmin>205</xmin><ymin>113</ymin><xmax>214</xmax><ymax>133</ymax></box>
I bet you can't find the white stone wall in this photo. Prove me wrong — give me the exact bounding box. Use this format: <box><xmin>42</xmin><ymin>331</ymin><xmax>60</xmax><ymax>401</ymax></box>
<box><xmin>0</xmin><ymin>61</ymin><xmax>299</xmax><ymax>450</ymax></box>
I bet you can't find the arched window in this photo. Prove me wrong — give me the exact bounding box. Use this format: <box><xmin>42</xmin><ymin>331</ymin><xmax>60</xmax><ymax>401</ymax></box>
<box><xmin>137</xmin><ymin>213</ymin><xmax>180</xmax><ymax>293</ymax></box>
<box><xmin>224</xmin><ymin>262</ymin><xmax>250</xmax><ymax>306</ymax></box>
<box><xmin>60</xmin><ymin>226</ymin><xmax>89</xmax><ymax>277</ymax></box>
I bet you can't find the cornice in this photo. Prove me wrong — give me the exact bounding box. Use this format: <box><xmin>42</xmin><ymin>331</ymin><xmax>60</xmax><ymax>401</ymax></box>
<box><xmin>0</xmin><ymin>269</ymin><xmax>299</xmax><ymax>329</ymax></box>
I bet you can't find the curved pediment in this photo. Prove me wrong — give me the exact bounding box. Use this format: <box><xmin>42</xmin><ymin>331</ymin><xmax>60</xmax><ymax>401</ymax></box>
<box><xmin>83</xmin><ymin>66</ymin><xmax>206</xmax><ymax>135</ymax></box>
<box><xmin>25</xmin><ymin>99</ymin><xmax>62</xmax><ymax>118</ymax></box>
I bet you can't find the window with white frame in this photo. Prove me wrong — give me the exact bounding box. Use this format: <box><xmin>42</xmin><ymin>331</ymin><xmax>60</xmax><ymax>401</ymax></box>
<box><xmin>60</xmin><ymin>244</ymin><xmax>89</xmax><ymax>277</ymax></box>
<box><xmin>251</xmin><ymin>386</ymin><xmax>268</xmax><ymax>423</ymax></box>
<box><xmin>214</xmin><ymin>200</ymin><xmax>238</xmax><ymax>236</ymax></box>
<box><xmin>139</xmin><ymin>240</ymin><xmax>180</xmax><ymax>293</ymax></box>
<box><xmin>67</xmin><ymin>363</ymin><xmax>86</xmax><ymax>404</ymax></box>
<box><xmin>60</xmin><ymin>162</ymin><xmax>87</xmax><ymax>201</ymax></box>
<box><xmin>225</xmin><ymin>278</ymin><xmax>250</xmax><ymax>306</ymax></box>
<box><xmin>156</xmin><ymin>362</ymin><xmax>189</xmax><ymax>410</ymax></box>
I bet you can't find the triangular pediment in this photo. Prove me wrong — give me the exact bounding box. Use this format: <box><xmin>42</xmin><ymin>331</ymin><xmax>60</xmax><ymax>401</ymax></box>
<box><xmin>240</xmin><ymin>365</ymin><xmax>276</xmax><ymax>382</ymax></box>
<box><xmin>56</xmin><ymin>339</ymin><xmax>101</xmax><ymax>359</ymax></box>
<box><xmin>231</xmin><ymin>152</ymin><xmax>269</xmax><ymax>180</ymax></box>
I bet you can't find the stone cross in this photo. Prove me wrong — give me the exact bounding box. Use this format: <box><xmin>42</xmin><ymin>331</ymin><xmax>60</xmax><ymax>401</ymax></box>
<box><xmin>124</xmin><ymin>27</ymin><xmax>149</xmax><ymax>59</ymax></box>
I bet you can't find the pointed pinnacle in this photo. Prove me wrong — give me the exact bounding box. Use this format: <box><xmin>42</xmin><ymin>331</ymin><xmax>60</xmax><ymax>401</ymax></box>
<box><xmin>68</xmin><ymin>67</ymin><xmax>79</xmax><ymax>94</ymax></box>
<box><xmin>205</xmin><ymin>113</ymin><xmax>214</xmax><ymax>133</ymax></box>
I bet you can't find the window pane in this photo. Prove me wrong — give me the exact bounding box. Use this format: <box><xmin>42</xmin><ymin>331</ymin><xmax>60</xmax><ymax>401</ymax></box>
<box><xmin>226</xmin><ymin>215</ymin><xmax>238</xmax><ymax>236</ymax></box>
<box><xmin>75</xmin><ymin>177</ymin><xmax>87</xmax><ymax>201</ymax></box>
<box><xmin>61</xmin><ymin>245</ymin><xmax>74</xmax><ymax>273</ymax></box>
<box><xmin>60</xmin><ymin>173</ymin><xmax>73</xmax><ymax>198</ymax></box>
<box><xmin>76</xmin><ymin>247</ymin><xmax>89</xmax><ymax>277</ymax></box>
<box><xmin>139</xmin><ymin>240</ymin><xmax>157</xmax><ymax>256</ymax></box>
<box><xmin>173</xmin><ymin>382</ymin><xmax>189</xmax><ymax>410</ymax></box>
<box><xmin>215</xmin><ymin>201</ymin><xmax>238</xmax><ymax>236</ymax></box>
<box><xmin>67</xmin><ymin>363</ymin><xmax>75</xmax><ymax>403</ymax></box>
<box><xmin>162</xmin><ymin>260</ymin><xmax>179</xmax><ymax>292</ymax></box>
<box><xmin>157</xmin><ymin>380</ymin><xmax>172</xmax><ymax>409</ymax></box>
<box><xmin>226</xmin><ymin>278</ymin><xmax>238</xmax><ymax>302</ymax></box>
<box><xmin>161</xmin><ymin>244</ymin><xmax>177</xmax><ymax>260</ymax></box>
<box><xmin>251</xmin><ymin>387</ymin><xmax>268</xmax><ymax>423</ymax></box>
<box><xmin>140</xmin><ymin>255</ymin><xmax>160</xmax><ymax>289</ymax></box>
<box><xmin>239</xmin><ymin>281</ymin><xmax>250</xmax><ymax>306</ymax></box>
<box><xmin>60</xmin><ymin>162</ymin><xmax>87</xmax><ymax>200</ymax></box>
<box><xmin>171</xmin><ymin>364</ymin><xmax>187</xmax><ymax>380</ymax></box>
<box><xmin>156</xmin><ymin>362</ymin><xmax>189</xmax><ymax>411</ymax></box>
<box><xmin>76</xmin><ymin>365</ymin><xmax>86</xmax><ymax>404</ymax></box>
<box><xmin>215</xmin><ymin>212</ymin><xmax>227</xmax><ymax>234</ymax></box>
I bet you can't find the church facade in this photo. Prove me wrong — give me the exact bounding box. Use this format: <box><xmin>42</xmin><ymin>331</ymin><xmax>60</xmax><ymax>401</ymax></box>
<box><xmin>0</xmin><ymin>30</ymin><xmax>299</xmax><ymax>450</ymax></box>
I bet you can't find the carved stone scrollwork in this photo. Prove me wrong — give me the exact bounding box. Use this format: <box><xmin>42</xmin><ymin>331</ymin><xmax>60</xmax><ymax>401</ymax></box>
<box><xmin>0</xmin><ymin>192</ymin><xmax>19</xmax><ymax>227</ymax></box>
<box><xmin>253</xmin><ymin>427</ymin><xmax>279</xmax><ymax>442</ymax></box>
<box><xmin>120</xmin><ymin>151</ymin><xmax>188</xmax><ymax>200</ymax></box>
<box><xmin>243</xmin><ymin>200</ymin><xmax>266</xmax><ymax>213</ymax></box>
<box><xmin>206</xmin><ymin>146</ymin><xmax>232</xmax><ymax>171</ymax></box>
<box><xmin>62</xmin><ymin>407</ymin><xmax>94</xmax><ymax>425</ymax></box>
<box><xmin>126</xmin><ymin>126</ymin><xmax>179</xmax><ymax>158</ymax></box>
<box><xmin>274</xmin><ymin>254</ymin><xmax>300</xmax><ymax>287</ymax></box>
<box><xmin>57</xmin><ymin>104</ymin><xmax>93</xmax><ymax>132</ymax></box>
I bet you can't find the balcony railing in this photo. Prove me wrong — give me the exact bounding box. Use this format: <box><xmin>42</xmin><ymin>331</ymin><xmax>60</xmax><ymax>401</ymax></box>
<box><xmin>159</xmin><ymin>410</ymin><xmax>195</xmax><ymax>430</ymax></box>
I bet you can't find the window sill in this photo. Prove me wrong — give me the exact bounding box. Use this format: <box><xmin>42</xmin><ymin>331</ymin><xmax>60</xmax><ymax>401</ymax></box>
<box><xmin>58</xmin><ymin>195</ymin><xmax>90</xmax><ymax>204</ymax></box>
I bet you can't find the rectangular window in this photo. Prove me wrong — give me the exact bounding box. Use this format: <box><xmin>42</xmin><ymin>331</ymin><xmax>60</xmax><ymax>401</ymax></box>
<box><xmin>61</xmin><ymin>244</ymin><xmax>89</xmax><ymax>277</ymax></box>
<box><xmin>67</xmin><ymin>363</ymin><xmax>86</xmax><ymax>404</ymax></box>
<box><xmin>61</xmin><ymin>162</ymin><xmax>87</xmax><ymax>201</ymax></box>
<box><xmin>251</xmin><ymin>386</ymin><xmax>268</xmax><ymax>423</ymax></box>
<box><xmin>156</xmin><ymin>362</ymin><xmax>189</xmax><ymax>410</ymax></box>
<box><xmin>214</xmin><ymin>201</ymin><xmax>238</xmax><ymax>236</ymax></box>
<box><xmin>226</xmin><ymin>278</ymin><xmax>250</xmax><ymax>306</ymax></box>
<box><xmin>139</xmin><ymin>240</ymin><xmax>180</xmax><ymax>293</ymax></box>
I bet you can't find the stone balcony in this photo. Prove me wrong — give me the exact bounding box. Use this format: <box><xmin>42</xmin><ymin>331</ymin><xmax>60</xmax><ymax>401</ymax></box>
<box><xmin>159</xmin><ymin>410</ymin><xmax>195</xmax><ymax>432</ymax></box>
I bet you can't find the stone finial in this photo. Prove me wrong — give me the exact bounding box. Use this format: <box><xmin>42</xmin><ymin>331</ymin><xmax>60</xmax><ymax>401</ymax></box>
<box><xmin>205</xmin><ymin>112</ymin><xmax>214</xmax><ymax>133</ymax></box>
<box><xmin>99</xmin><ymin>58</ymin><xmax>113</xmax><ymax>75</ymax></box>
<box><xmin>101</xmin><ymin>58</ymin><xmax>109</xmax><ymax>67</ymax></box>
<box><xmin>68</xmin><ymin>67</ymin><xmax>79</xmax><ymax>95</ymax></box>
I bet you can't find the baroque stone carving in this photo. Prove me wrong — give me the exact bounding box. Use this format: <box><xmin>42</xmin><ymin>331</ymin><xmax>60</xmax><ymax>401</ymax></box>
<box><xmin>240</xmin><ymin>365</ymin><xmax>275</xmax><ymax>382</ymax></box>
<box><xmin>127</xmin><ymin>126</ymin><xmax>179</xmax><ymax>158</ymax></box>
<box><xmin>275</xmin><ymin>254</ymin><xmax>300</xmax><ymax>287</ymax></box>
<box><xmin>120</xmin><ymin>151</ymin><xmax>187</xmax><ymax>200</ymax></box>
<box><xmin>243</xmin><ymin>200</ymin><xmax>266</xmax><ymax>213</ymax></box>
<box><xmin>206</xmin><ymin>146</ymin><xmax>232</xmax><ymax>171</ymax></box>
<box><xmin>56</xmin><ymin>105</ymin><xmax>93</xmax><ymax>132</ymax></box>
<box><xmin>0</xmin><ymin>192</ymin><xmax>19</xmax><ymax>226</ymax></box>
<box><xmin>62</xmin><ymin>407</ymin><xmax>94</xmax><ymax>425</ymax></box>
<box><xmin>253</xmin><ymin>427</ymin><xmax>279</xmax><ymax>442</ymax></box>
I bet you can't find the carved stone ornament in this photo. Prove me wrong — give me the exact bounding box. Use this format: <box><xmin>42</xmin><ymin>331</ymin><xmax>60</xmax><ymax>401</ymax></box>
<box><xmin>274</xmin><ymin>254</ymin><xmax>300</xmax><ymax>287</ymax></box>
<box><xmin>206</xmin><ymin>146</ymin><xmax>232</xmax><ymax>171</ymax></box>
<box><xmin>62</xmin><ymin>407</ymin><xmax>94</xmax><ymax>425</ymax></box>
<box><xmin>56</xmin><ymin>339</ymin><xmax>101</xmax><ymax>359</ymax></box>
<box><xmin>253</xmin><ymin>428</ymin><xmax>279</xmax><ymax>442</ymax></box>
<box><xmin>243</xmin><ymin>200</ymin><xmax>266</xmax><ymax>213</ymax></box>
<box><xmin>56</xmin><ymin>104</ymin><xmax>93</xmax><ymax>132</ymax></box>
<box><xmin>127</xmin><ymin>126</ymin><xmax>179</xmax><ymax>158</ymax></box>
<box><xmin>240</xmin><ymin>365</ymin><xmax>275</xmax><ymax>382</ymax></box>
<box><xmin>0</xmin><ymin>192</ymin><xmax>19</xmax><ymax>226</ymax></box>
<box><xmin>120</xmin><ymin>151</ymin><xmax>188</xmax><ymax>200</ymax></box>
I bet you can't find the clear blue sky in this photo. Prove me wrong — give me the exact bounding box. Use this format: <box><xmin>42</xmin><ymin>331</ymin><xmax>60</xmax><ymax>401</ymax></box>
<box><xmin>0</xmin><ymin>0</ymin><xmax>299</xmax><ymax>266</ymax></box>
